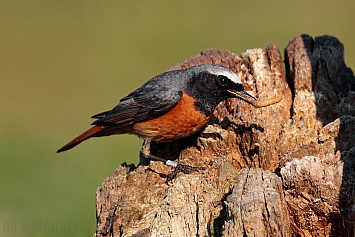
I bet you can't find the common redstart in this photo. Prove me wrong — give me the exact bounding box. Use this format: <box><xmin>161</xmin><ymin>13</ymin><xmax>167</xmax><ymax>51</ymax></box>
<box><xmin>57</xmin><ymin>64</ymin><xmax>281</xmax><ymax>173</ymax></box>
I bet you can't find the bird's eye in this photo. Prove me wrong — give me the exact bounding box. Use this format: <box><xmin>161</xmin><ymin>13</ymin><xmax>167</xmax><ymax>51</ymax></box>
<box><xmin>218</xmin><ymin>75</ymin><xmax>228</xmax><ymax>86</ymax></box>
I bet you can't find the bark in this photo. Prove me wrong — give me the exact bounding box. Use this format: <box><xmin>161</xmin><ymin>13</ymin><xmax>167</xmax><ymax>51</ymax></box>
<box><xmin>94</xmin><ymin>34</ymin><xmax>355</xmax><ymax>237</ymax></box>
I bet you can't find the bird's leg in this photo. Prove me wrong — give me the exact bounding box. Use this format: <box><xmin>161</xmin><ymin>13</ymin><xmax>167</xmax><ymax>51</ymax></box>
<box><xmin>140</xmin><ymin>139</ymin><xmax>205</xmax><ymax>175</ymax></box>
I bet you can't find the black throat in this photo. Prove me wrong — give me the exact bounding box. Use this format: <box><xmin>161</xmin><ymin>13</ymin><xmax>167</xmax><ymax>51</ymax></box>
<box><xmin>193</xmin><ymin>97</ymin><xmax>222</xmax><ymax>116</ymax></box>
<box><xmin>184</xmin><ymin>69</ymin><xmax>244</xmax><ymax>116</ymax></box>
<box><xmin>185</xmin><ymin>72</ymin><xmax>227</xmax><ymax>116</ymax></box>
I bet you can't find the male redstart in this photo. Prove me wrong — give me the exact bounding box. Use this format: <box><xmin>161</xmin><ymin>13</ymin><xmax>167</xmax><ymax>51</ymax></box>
<box><xmin>57</xmin><ymin>64</ymin><xmax>281</xmax><ymax>173</ymax></box>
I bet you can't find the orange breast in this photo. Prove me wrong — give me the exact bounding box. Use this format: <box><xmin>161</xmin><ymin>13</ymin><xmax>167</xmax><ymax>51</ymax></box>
<box><xmin>132</xmin><ymin>92</ymin><xmax>211</xmax><ymax>142</ymax></box>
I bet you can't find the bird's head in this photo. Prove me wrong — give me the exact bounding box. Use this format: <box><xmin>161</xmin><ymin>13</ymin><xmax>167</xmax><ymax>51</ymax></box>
<box><xmin>186</xmin><ymin>64</ymin><xmax>257</xmax><ymax>114</ymax></box>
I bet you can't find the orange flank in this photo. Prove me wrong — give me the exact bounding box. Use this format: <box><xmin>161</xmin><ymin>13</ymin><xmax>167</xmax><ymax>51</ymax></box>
<box><xmin>132</xmin><ymin>92</ymin><xmax>211</xmax><ymax>142</ymax></box>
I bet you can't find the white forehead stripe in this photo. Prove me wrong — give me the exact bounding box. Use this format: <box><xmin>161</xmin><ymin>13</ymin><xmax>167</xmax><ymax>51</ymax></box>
<box><xmin>221</xmin><ymin>71</ymin><xmax>242</xmax><ymax>84</ymax></box>
<box><xmin>208</xmin><ymin>66</ymin><xmax>242</xmax><ymax>84</ymax></box>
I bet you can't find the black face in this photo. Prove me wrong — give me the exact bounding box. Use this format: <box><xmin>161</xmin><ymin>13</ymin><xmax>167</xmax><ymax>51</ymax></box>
<box><xmin>188</xmin><ymin>71</ymin><xmax>246</xmax><ymax>116</ymax></box>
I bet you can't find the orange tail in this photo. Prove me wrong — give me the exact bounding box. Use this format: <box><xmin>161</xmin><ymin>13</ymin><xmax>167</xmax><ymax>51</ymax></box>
<box><xmin>57</xmin><ymin>126</ymin><xmax>106</xmax><ymax>153</ymax></box>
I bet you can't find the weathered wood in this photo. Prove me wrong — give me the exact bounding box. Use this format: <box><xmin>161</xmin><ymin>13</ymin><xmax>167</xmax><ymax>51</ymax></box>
<box><xmin>94</xmin><ymin>35</ymin><xmax>355</xmax><ymax>237</ymax></box>
<box><xmin>223</xmin><ymin>168</ymin><xmax>289</xmax><ymax>237</ymax></box>
<box><xmin>279</xmin><ymin>35</ymin><xmax>355</xmax><ymax>237</ymax></box>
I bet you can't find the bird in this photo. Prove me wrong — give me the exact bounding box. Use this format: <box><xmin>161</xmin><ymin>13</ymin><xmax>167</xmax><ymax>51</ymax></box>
<box><xmin>57</xmin><ymin>64</ymin><xmax>281</xmax><ymax>173</ymax></box>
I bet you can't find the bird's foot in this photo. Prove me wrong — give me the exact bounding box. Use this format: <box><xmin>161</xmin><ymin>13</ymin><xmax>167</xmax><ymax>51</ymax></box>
<box><xmin>165</xmin><ymin>160</ymin><xmax>205</xmax><ymax>180</ymax></box>
<box><xmin>141</xmin><ymin>152</ymin><xmax>205</xmax><ymax>179</ymax></box>
<box><xmin>166</xmin><ymin>160</ymin><xmax>205</xmax><ymax>173</ymax></box>
<box><xmin>140</xmin><ymin>140</ymin><xmax>205</xmax><ymax>180</ymax></box>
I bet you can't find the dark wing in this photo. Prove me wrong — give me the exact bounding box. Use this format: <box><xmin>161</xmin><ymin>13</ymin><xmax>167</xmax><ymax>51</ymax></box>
<box><xmin>91</xmin><ymin>87</ymin><xmax>182</xmax><ymax>127</ymax></box>
<box><xmin>91</xmin><ymin>111</ymin><xmax>108</xmax><ymax>119</ymax></box>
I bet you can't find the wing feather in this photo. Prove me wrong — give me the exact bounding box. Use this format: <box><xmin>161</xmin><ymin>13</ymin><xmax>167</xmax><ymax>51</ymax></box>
<box><xmin>91</xmin><ymin>88</ymin><xmax>182</xmax><ymax>127</ymax></box>
<box><xmin>91</xmin><ymin>111</ymin><xmax>108</xmax><ymax>119</ymax></box>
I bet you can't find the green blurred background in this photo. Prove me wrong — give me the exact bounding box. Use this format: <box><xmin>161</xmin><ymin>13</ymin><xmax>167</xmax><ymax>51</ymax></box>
<box><xmin>1</xmin><ymin>1</ymin><xmax>354</xmax><ymax>236</ymax></box>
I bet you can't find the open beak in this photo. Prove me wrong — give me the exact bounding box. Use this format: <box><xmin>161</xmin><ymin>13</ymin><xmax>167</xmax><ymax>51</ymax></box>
<box><xmin>227</xmin><ymin>89</ymin><xmax>282</xmax><ymax>108</ymax></box>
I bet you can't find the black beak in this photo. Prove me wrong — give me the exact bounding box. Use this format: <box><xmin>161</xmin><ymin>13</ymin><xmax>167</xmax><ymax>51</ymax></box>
<box><xmin>228</xmin><ymin>89</ymin><xmax>282</xmax><ymax>108</ymax></box>
<box><xmin>227</xmin><ymin>89</ymin><xmax>257</xmax><ymax>105</ymax></box>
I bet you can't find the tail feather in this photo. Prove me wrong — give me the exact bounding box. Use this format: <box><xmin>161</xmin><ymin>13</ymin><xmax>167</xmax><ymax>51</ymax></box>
<box><xmin>57</xmin><ymin>126</ymin><xmax>106</xmax><ymax>153</ymax></box>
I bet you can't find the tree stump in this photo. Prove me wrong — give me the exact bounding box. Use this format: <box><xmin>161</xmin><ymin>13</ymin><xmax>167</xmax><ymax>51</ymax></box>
<box><xmin>93</xmin><ymin>34</ymin><xmax>355</xmax><ymax>237</ymax></box>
